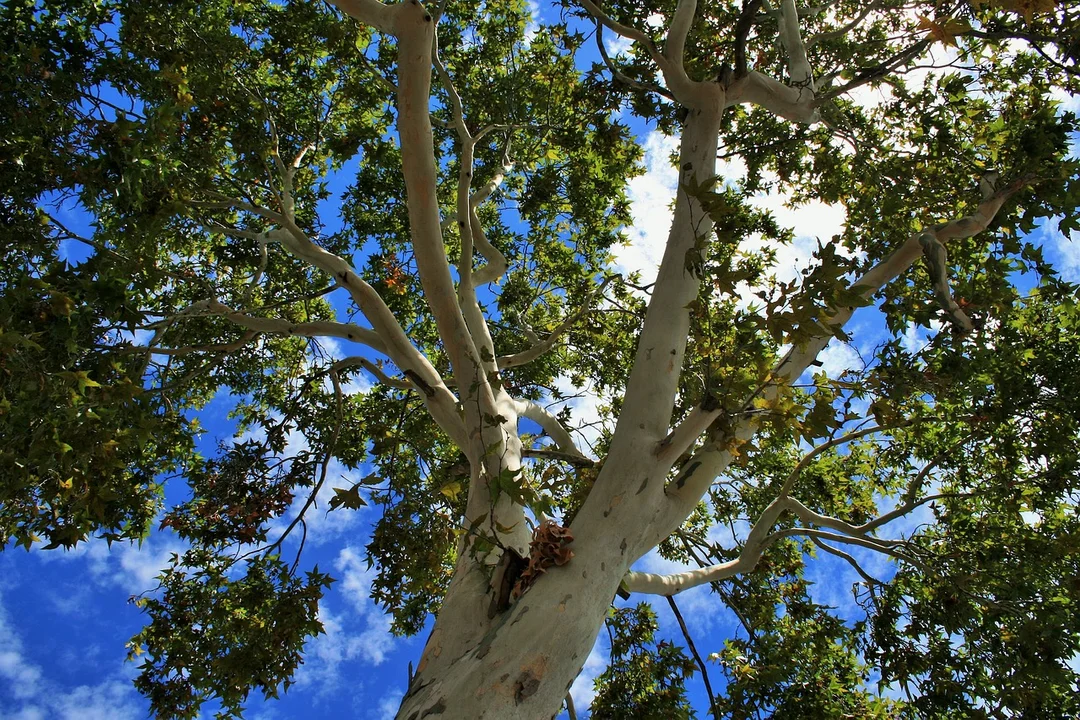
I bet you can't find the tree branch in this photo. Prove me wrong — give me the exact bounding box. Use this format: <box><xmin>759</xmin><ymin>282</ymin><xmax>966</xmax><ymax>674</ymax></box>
<box><xmin>498</xmin><ymin>276</ymin><xmax>614</xmax><ymax>369</ymax></box>
<box><xmin>777</xmin><ymin>0</ymin><xmax>815</xmax><ymax>91</ymax></box>
<box><xmin>651</xmin><ymin>180</ymin><xmax>1024</xmax><ymax>541</ymax></box>
<box><xmin>809</xmin><ymin>535</ymin><xmax>884</xmax><ymax>586</ymax></box>
<box><xmin>726</xmin><ymin>70</ymin><xmax>818</xmax><ymax>123</ymax></box>
<box><xmin>332</xmin><ymin>356</ymin><xmax>414</xmax><ymax>392</ymax></box>
<box><xmin>595</xmin><ymin>21</ymin><xmax>674</xmax><ymax>99</ymax></box>
<box><xmin>815</xmin><ymin>38</ymin><xmax>931</xmax><ymax>104</ymax></box>
<box><xmin>666</xmin><ymin>595</ymin><xmax>719</xmax><ymax>720</ymax></box>
<box><xmin>733</xmin><ymin>0</ymin><xmax>762</xmax><ymax>79</ymax></box>
<box><xmin>920</xmin><ymin>232</ymin><xmax>974</xmax><ymax>333</ymax></box>
<box><xmin>575</xmin><ymin>0</ymin><xmax>698</xmax><ymax>102</ymax></box>
<box><xmin>599</xmin><ymin>102</ymin><xmax>723</xmax><ymax>464</ymax></box>
<box><xmin>807</xmin><ymin>5</ymin><xmax>873</xmax><ymax>48</ymax></box>
<box><xmin>521</xmin><ymin>448</ymin><xmax>596</xmax><ymax>467</ymax></box>
<box><xmin>327</xmin><ymin>0</ymin><xmax>397</xmax><ymax>35</ymax></box>
<box><xmin>624</xmin><ymin>496</ymin><xmax>787</xmax><ymax>595</ymax></box>
<box><xmin>133</xmin><ymin>330</ymin><xmax>259</xmax><ymax>357</ymax></box>
<box><xmin>186</xmin><ymin>299</ymin><xmax>388</xmax><ymax>351</ymax></box>
<box><xmin>779</xmin><ymin>422</ymin><xmax>908</xmax><ymax>496</ymax></box>
<box><xmin>769</xmin><ymin>526</ymin><xmax>931</xmax><ymax>573</ymax></box>
<box><xmin>654</xmin><ymin>405</ymin><xmax>723</xmax><ymax>465</ymax></box>
<box><xmin>515</xmin><ymin>399</ymin><xmax>589</xmax><ymax>460</ymax></box>
<box><xmin>665</xmin><ymin>0</ymin><xmax>698</xmax><ymax>76</ymax></box>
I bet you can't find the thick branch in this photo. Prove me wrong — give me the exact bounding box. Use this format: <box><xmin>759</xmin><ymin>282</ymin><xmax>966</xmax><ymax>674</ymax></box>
<box><xmin>516</xmin><ymin>400</ymin><xmax>589</xmax><ymax>460</ymax></box>
<box><xmin>777</xmin><ymin>0</ymin><xmax>814</xmax><ymax>90</ymax></box>
<box><xmin>773</xmin><ymin>182</ymin><xmax>1021</xmax><ymax>387</ymax></box>
<box><xmin>920</xmin><ymin>232</ymin><xmax>974</xmax><ymax>333</ymax></box>
<box><xmin>470</xmin><ymin>144</ymin><xmax>512</xmax><ymax>208</ymax></box>
<box><xmin>654</xmin><ymin>405</ymin><xmax>723</xmax><ymax>465</ymax></box>
<box><xmin>328</xmin><ymin>0</ymin><xmax>397</xmax><ymax>35</ymax></box>
<box><xmin>726</xmin><ymin>70</ymin><xmax>818</xmax><ymax>123</ymax></box>
<box><xmin>665</xmin><ymin>0</ymin><xmax>697</xmax><ymax>73</ymax></box>
<box><xmin>394</xmin><ymin>5</ymin><xmax>486</xmax><ymax>399</ymax></box>
<box><xmin>603</xmin><ymin>102</ymin><xmax>723</xmax><ymax>457</ymax></box>
<box><xmin>733</xmin><ymin>0</ymin><xmax>762</xmax><ymax>78</ymax></box>
<box><xmin>470</xmin><ymin>206</ymin><xmax>509</xmax><ymax>286</ymax></box>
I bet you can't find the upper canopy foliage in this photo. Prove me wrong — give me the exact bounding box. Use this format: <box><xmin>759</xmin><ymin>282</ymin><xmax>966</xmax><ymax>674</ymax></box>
<box><xmin>2</xmin><ymin>0</ymin><xmax>1079</xmax><ymax>717</ymax></box>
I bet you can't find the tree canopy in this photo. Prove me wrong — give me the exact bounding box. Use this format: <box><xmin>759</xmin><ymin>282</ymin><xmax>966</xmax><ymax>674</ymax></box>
<box><xmin>2</xmin><ymin>0</ymin><xmax>1080</xmax><ymax>717</ymax></box>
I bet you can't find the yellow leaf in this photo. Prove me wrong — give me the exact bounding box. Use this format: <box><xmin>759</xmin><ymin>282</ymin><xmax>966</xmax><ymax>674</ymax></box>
<box><xmin>918</xmin><ymin>14</ymin><xmax>968</xmax><ymax>46</ymax></box>
<box><xmin>440</xmin><ymin>481</ymin><xmax>462</xmax><ymax>501</ymax></box>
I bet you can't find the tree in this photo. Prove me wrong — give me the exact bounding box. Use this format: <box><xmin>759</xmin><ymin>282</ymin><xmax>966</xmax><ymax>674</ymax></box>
<box><xmin>3</xmin><ymin>0</ymin><xmax>1080</xmax><ymax>717</ymax></box>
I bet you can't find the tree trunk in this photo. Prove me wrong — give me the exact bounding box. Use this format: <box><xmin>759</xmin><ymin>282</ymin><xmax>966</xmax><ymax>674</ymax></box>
<box><xmin>396</xmin><ymin>526</ymin><xmax>628</xmax><ymax>720</ymax></box>
<box><xmin>397</xmin><ymin>104</ymin><xmax>725</xmax><ymax>720</ymax></box>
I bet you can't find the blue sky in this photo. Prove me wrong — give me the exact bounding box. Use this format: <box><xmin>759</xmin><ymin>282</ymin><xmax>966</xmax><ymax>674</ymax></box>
<box><xmin>4</xmin><ymin>5</ymin><xmax>1080</xmax><ymax>719</ymax></box>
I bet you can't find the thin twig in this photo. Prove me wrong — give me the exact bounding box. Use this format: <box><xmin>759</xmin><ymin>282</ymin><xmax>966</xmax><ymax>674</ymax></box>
<box><xmin>666</xmin><ymin>595</ymin><xmax>719</xmax><ymax>720</ymax></box>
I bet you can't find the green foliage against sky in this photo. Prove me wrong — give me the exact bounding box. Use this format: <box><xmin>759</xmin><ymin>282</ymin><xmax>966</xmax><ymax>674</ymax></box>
<box><xmin>2</xmin><ymin>0</ymin><xmax>1080</xmax><ymax>717</ymax></box>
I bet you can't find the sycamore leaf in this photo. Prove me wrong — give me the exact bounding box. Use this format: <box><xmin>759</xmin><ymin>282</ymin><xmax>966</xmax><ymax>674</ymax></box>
<box><xmin>328</xmin><ymin>485</ymin><xmax>367</xmax><ymax>511</ymax></box>
<box><xmin>917</xmin><ymin>15</ymin><xmax>972</xmax><ymax>46</ymax></box>
<box><xmin>58</xmin><ymin>370</ymin><xmax>102</xmax><ymax>394</ymax></box>
<box><xmin>992</xmin><ymin>0</ymin><xmax>1057</xmax><ymax>22</ymax></box>
<box><xmin>439</xmin><ymin>481</ymin><xmax>462</xmax><ymax>502</ymax></box>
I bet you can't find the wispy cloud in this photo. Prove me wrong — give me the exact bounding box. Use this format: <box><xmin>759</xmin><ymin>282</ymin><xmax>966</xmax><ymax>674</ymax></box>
<box><xmin>0</xmin><ymin>591</ymin><xmax>143</xmax><ymax>720</ymax></box>
<box><xmin>0</xmin><ymin>591</ymin><xmax>43</xmax><ymax>701</ymax></box>
<box><xmin>291</xmin><ymin>546</ymin><xmax>399</xmax><ymax>696</ymax></box>
<box><xmin>375</xmin><ymin>690</ymin><xmax>403</xmax><ymax>720</ymax></box>
<box><xmin>35</xmin><ymin>535</ymin><xmax>188</xmax><ymax>598</ymax></box>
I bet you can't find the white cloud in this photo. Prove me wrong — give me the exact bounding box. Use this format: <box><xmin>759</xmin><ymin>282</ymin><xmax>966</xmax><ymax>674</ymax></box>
<box><xmin>548</xmin><ymin>375</ymin><xmax>607</xmax><ymax>458</ymax></box>
<box><xmin>815</xmin><ymin>338</ymin><xmax>862</xmax><ymax>379</ymax></box>
<box><xmin>612</xmin><ymin>131</ymin><xmax>681</xmax><ymax>285</ymax></box>
<box><xmin>239</xmin><ymin>420</ymin><xmax>367</xmax><ymax>545</ymax></box>
<box><xmin>644</xmin><ymin>13</ymin><xmax>665</xmax><ymax>29</ymax></box>
<box><xmin>753</xmin><ymin>193</ymin><xmax>847</xmax><ymax>251</ymax></box>
<box><xmin>299</xmin><ymin>606</ymin><xmax>394</xmax><ymax>696</ymax></box>
<box><xmin>1049</xmin><ymin>78</ymin><xmax>1080</xmax><ymax>115</ymax></box>
<box><xmin>0</xmin><ymin>591</ymin><xmax>142</xmax><ymax>720</ymax></box>
<box><xmin>0</xmin><ymin>592</ymin><xmax>42</xmax><ymax>701</ymax></box>
<box><xmin>334</xmin><ymin>547</ymin><xmax>396</xmax><ymax>665</ymax></box>
<box><xmin>1044</xmin><ymin>225</ymin><xmax>1080</xmax><ymax>283</ymax></box>
<box><xmin>38</xmin><ymin>680</ymin><xmax>144</xmax><ymax>720</ymax></box>
<box><xmin>291</xmin><ymin>546</ymin><xmax>399</xmax><ymax>695</ymax></box>
<box><xmin>900</xmin><ymin>320</ymin><xmax>941</xmax><ymax>356</ymax></box>
<box><xmin>375</xmin><ymin>690</ymin><xmax>403</xmax><ymax>720</ymax></box>
<box><xmin>524</xmin><ymin>0</ymin><xmax>541</xmax><ymax>44</ymax></box>
<box><xmin>1</xmin><ymin>679</ymin><xmax>144</xmax><ymax>720</ymax></box>
<box><xmin>604</xmin><ymin>34</ymin><xmax>633</xmax><ymax>57</ymax></box>
<box><xmin>35</xmin><ymin>535</ymin><xmax>188</xmax><ymax>598</ymax></box>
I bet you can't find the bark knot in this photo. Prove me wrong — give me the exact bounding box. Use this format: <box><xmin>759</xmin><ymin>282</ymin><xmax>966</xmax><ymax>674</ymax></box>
<box><xmin>513</xmin><ymin>671</ymin><xmax>541</xmax><ymax>704</ymax></box>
